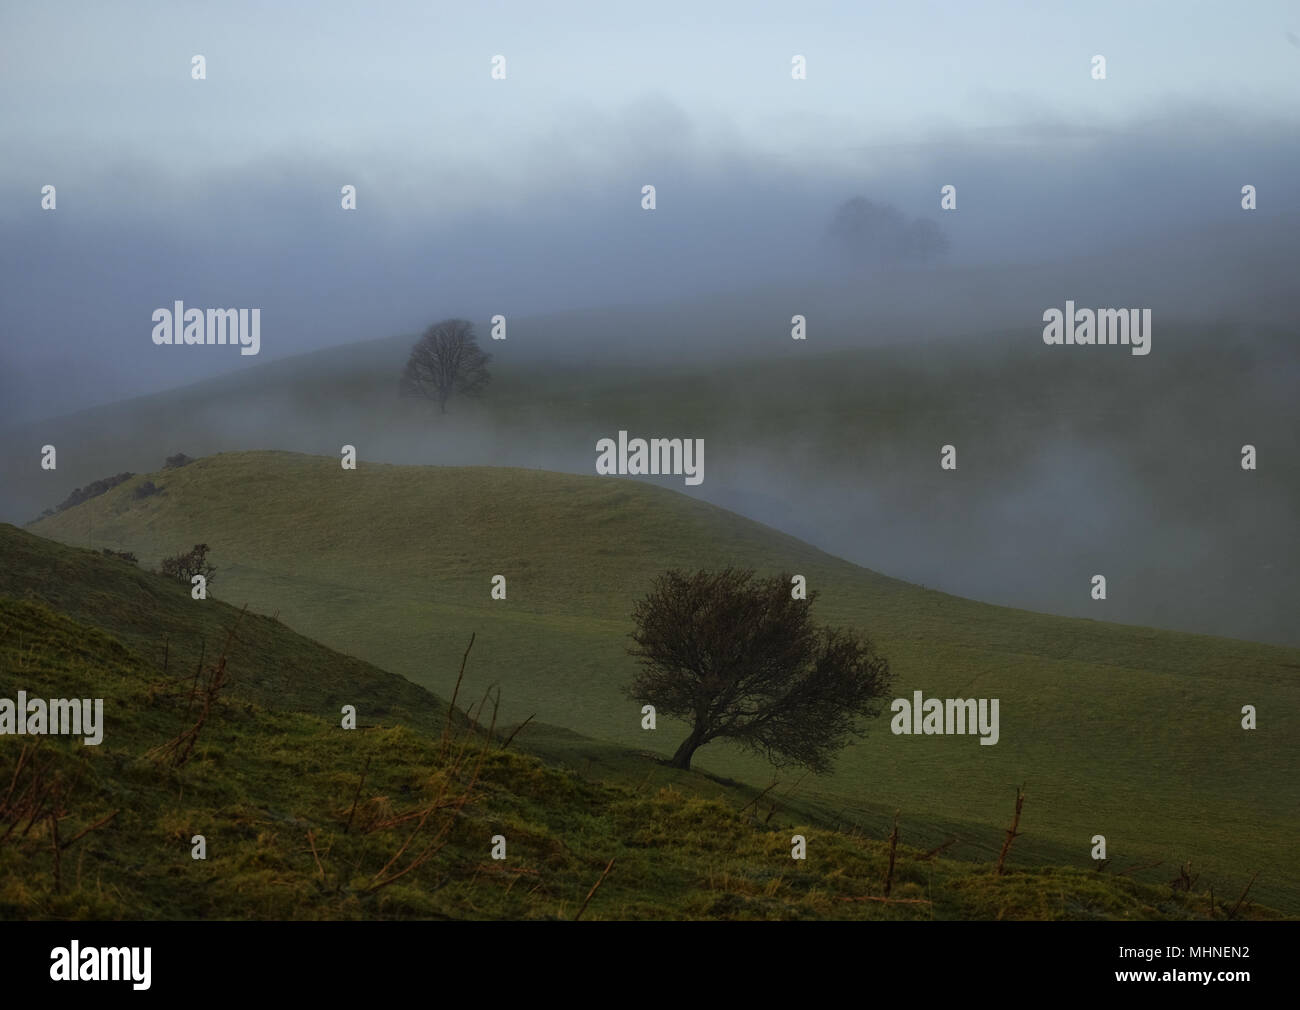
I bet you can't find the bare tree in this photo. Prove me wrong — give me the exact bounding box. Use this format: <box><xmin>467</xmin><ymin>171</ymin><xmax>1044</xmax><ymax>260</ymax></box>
<box><xmin>400</xmin><ymin>319</ymin><xmax>493</xmax><ymax>414</ymax></box>
<box><xmin>625</xmin><ymin>568</ymin><xmax>893</xmax><ymax>772</ymax></box>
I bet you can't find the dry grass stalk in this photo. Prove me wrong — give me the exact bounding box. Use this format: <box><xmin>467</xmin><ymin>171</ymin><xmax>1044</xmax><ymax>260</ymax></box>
<box><xmin>1</xmin><ymin>746</ymin><xmax>117</xmax><ymax>894</ymax></box>
<box><xmin>500</xmin><ymin>714</ymin><xmax>535</xmax><ymax>750</ymax></box>
<box><xmin>883</xmin><ymin>810</ymin><xmax>900</xmax><ymax>897</ymax></box>
<box><xmin>995</xmin><ymin>784</ymin><xmax>1025</xmax><ymax>876</ymax></box>
<box><xmin>343</xmin><ymin>755</ymin><xmax>371</xmax><ymax>835</ymax></box>
<box><xmin>147</xmin><ymin>608</ymin><xmax>246</xmax><ymax>767</ymax></box>
<box><xmin>365</xmin><ymin>673</ymin><xmax>500</xmax><ymax>894</ymax></box>
<box><xmin>573</xmin><ymin>857</ymin><xmax>616</xmax><ymax>921</ymax></box>
<box><xmin>919</xmin><ymin>836</ymin><xmax>958</xmax><ymax>862</ymax></box>
<box><xmin>440</xmin><ymin>632</ymin><xmax>475</xmax><ymax>759</ymax></box>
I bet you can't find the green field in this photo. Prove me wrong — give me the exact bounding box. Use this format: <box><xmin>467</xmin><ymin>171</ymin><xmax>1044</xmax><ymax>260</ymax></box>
<box><xmin>25</xmin><ymin>450</ymin><xmax>1300</xmax><ymax>914</ymax></box>
<box><xmin>4</xmin><ymin>523</ymin><xmax>1261</xmax><ymax>920</ymax></box>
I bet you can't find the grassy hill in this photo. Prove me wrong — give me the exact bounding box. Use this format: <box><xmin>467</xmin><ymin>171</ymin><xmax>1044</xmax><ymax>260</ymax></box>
<box><xmin>2</xmin><ymin>524</ymin><xmax>1258</xmax><ymax>921</ymax></box>
<box><xmin>4</xmin><ymin>312</ymin><xmax>1296</xmax><ymax>649</ymax></box>
<box><xmin>26</xmin><ymin>451</ymin><xmax>1300</xmax><ymax>914</ymax></box>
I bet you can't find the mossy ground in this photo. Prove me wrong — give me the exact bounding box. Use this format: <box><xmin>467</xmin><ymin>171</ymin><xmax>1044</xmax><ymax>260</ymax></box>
<box><xmin>0</xmin><ymin>529</ymin><xmax>1282</xmax><ymax>920</ymax></box>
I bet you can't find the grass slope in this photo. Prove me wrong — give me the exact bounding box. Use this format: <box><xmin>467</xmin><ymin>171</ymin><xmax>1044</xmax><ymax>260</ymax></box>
<box><xmin>0</xmin><ymin>526</ymin><xmax>1273</xmax><ymax>921</ymax></box>
<box><xmin>4</xmin><ymin>316</ymin><xmax>1295</xmax><ymax>648</ymax></box>
<box><xmin>27</xmin><ymin>452</ymin><xmax>1300</xmax><ymax>914</ymax></box>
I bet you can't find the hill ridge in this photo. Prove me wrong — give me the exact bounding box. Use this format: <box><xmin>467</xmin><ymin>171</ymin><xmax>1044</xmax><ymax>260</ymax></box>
<box><xmin>24</xmin><ymin>450</ymin><xmax>1300</xmax><ymax>913</ymax></box>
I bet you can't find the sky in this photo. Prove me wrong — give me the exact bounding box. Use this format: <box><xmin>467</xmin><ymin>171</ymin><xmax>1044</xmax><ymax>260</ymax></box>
<box><xmin>1</xmin><ymin>0</ymin><xmax>1298</xmax><ymax>420</ymax></box>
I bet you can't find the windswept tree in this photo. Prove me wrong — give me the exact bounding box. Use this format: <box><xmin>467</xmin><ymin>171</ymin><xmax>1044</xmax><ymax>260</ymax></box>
<box><xmin>625</xmin><ymin>568</ymin><xmax>893</xmax><ymax>772</ymax></box>
<box><xmin>400</xmin><ymin>318</ymin><xmax>493</xmax><ymax>414</ymax></box>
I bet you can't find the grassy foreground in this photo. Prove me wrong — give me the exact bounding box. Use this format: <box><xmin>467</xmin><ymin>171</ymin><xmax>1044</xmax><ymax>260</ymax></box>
<box><xmin>0</xmin><ymin>526</ymin><xmax>1277</xmax><ymax>920</ymax></box>
<box><xmin>28</xmin><ymin>452</ymin><xmax>1300</xmax><ymax>912</ymax></box>
<box><xmin>17</xmin><ymin>447</ymin><xmax>1300</xmax><ymax>915</ymax></box>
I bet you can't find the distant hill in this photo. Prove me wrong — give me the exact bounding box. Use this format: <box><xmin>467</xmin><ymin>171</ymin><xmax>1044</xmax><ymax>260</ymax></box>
<box><xmin>3</xmin><ymin>294</ymin><xmax>1295</xmax><ymax>647</ymax></box>
<box><xmin>25</xmin><ymin>451</ymin><xmax>1300</xmax><ymax>914</ymax></box>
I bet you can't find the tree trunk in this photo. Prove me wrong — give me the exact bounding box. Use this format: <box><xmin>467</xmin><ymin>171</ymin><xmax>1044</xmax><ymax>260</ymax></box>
<box><xmin>669</xmin><ymin>731</ymin><xmax>704</xmax><ymax>770</ymax></box>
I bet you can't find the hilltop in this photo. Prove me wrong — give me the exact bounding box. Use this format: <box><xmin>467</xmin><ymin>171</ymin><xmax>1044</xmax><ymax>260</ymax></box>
<box><xmin>25</xmin><ymin>451</ymin><xmax>1300</xmax><ymax>913</ymax></box>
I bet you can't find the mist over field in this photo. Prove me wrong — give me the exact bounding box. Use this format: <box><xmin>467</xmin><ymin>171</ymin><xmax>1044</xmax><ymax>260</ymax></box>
<box><xmin>2</xmin><ymin>119</ymin><xmax>1298</xmax><ymax>424</ymax></box>
<box><xmin>3</xmin><ymin>177</ymin><xmax>1297</xmax><ymax>644</ymax></box>
<box><xmin>0</xmin><ymin>8</ymin><xmax>1296</xmax><ymax>706</ymax></box>
<box><xmin>2</xmin><ymin>0</ymin><xmax>1300</xmax><ymax>937</ymax></box>
<box><xmin>3</xmin><ymin>293</ymin><xmax>1296</xmax><ymax>646</ymax></box>
<box><xmin>3</xmin><ymin>0</ymin><xmax>1300</xmax><ymax>424</ymax></box>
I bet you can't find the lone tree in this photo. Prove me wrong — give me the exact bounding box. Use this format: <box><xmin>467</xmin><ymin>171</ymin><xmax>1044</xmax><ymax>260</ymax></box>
<box><xmin>625</xmin><ymin>568</ymin><xmax>893</xmax><ymax>772</ymax></box>
<box><xmin>400</xmin><ymin>318</ymin><xmax>493</xmax><ymax>414</ymax></box>
<box><xmin>827</xmin><ymin>196</ymin><xmax>949</xmax><ymax>265</ymax></box>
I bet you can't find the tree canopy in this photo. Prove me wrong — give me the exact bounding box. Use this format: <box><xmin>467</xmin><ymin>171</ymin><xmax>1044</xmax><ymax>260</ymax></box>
<box><xmin>828</xmin><ymin>196</ymin><xmax>950</xmax><ymax>265</ymax></box>
<box><xmin>626</xmin><ymin>568</ymin><xmax>893</xmax><ymax>772</ymax></box>
<box><xmin>400</xmin><ymin>318</ymin><xmax>493</xmax><ymax>414</ymax></box>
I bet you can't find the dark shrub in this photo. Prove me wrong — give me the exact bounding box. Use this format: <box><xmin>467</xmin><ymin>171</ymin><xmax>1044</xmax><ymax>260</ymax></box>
<box><xmin>159</xmin><ymin>543</ymin><xmax>216</xmax><ymax>587</ymax></box>
<box><xmin>52</xmin><ymin>472</ymin><xmax>135</xmax><ymax>514</ymax></box>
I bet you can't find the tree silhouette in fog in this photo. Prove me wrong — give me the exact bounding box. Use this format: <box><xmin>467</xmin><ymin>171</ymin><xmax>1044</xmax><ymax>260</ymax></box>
<box><xmin>400</xmin><ymin>319</ymin><xmax>493</xmax><ymax>414</ymax></box>
<box><xmin>828</xmin><ymin>196</ymin><xmax>950</xmax><ymax>265</ymax></box>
